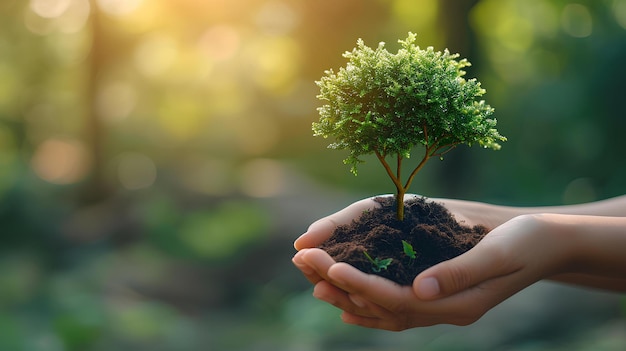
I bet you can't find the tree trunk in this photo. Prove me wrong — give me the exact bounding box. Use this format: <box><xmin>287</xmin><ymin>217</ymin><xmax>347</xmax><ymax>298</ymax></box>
<box><xmin>396</xmin><ymin>187</ymin><xmax>405</xmax><ymax>221</ymax></box>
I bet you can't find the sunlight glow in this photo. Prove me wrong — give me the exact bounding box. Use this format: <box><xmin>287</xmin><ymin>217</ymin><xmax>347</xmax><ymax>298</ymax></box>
<box><xmin>25</xmin><ymin>0</ymin><xmax>90</xmax><ymax>35</ymax></box>
<box><xmin>255</xmin><ymin>1</ymin><xmax>299</xmax><ymax>35</ymax></box>
<box><xmin>246</xmin><ymin>35</ymin><xmax>300</xmax><ymax>95</ymax></box>
<box><xmin>29</xmin><ymin>0</ymin><xmax>71</xmax><ymax>19</ymax></box>
<box><xmin>96</xmin><ymin>0</ymin><xmax>143</xmax><ymax>17</ymax></box>
<box><xmin>134</xmin><ymin>34</ymin><xmax>178</xmax><ymax>77</ymax></box>
<box><xmin>197</xmin><ymin>25</ymin><xmax>241</xmax><ymax>62</ymax></box>
<box><xmin>56</xmin><ymin>0</ymin><xmax>90</xmax><ymax>33</ymax></box>
<box><xmin>391</xmin><ymin>0</ymin><xmax>441</xmax><ymax>46</ymax></box>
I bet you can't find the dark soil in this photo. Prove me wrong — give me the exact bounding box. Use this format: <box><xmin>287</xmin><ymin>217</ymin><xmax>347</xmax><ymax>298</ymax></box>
<box><xmin>318</xmin><ymin>196</ymin><xmax>488</xmax><ymax>286</ymax></box>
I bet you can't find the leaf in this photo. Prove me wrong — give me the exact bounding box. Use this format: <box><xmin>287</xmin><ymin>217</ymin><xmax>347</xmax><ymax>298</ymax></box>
<box><xmin>402</xmin><ymin>240</ymin><xmax>417</xmax><ymax>259</ymax></box>
<box><xmin>363</xmin><ymin>251</ymin><xmax>393</xmax><ymax>273</ymax></box>
<box><xmin>314</xmin><ymin>32</ymin><xmax>506</xmax><ymax>219</ymax></box>
<box><xmin>373</xmin><ymin>258</ymin><xmax>393</xmax><ymax>272</ymax></box>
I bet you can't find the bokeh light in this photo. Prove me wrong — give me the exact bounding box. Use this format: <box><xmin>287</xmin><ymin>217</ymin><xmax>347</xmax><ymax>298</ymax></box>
<box><xmin>197</xmin><ymin>25</ymin><xmax>241</xmax><ymax>62</ymax></box>
<box><xmin>96</xmin><ymin>0</ymin><xmax>143</xmax><ymax>17</ymax></box>
<box><xmin>614</xmin><ymin>0</ymin><xmax>626</xmax><ymax>29</ymax></box>
<box><xmin>133</xmin><ymin>33</ymin><xmax>178</xmax><ymax>78</ymax></box>
<box><xmin>238</xmin><ymin>158</ymin><xmax>287</xmax><ymax>198</ymax></box>
<box><xmin>29</xmin><ymin>0</ymin><xmax>72</xmax><ymax>19</ymax></box>
<box><xmin>116</xmin><ymin>152</ymin><xmax>157</xmax><ymax>190</ymax></box>
<box><xmin>31</xmin><ymin>137</ymin><xmax>91</xmax><ymax>184</ymax></box>
<box><xmin>561</xmin><ymin>3</ymin><xmax>593</xmax><ymax>38</ymax></box>
<box><xmin>96</xmin><ymin>81</ymin><xmax>137</xmax><ymax>123</ymax></box>
<box><xmin>26</xmin><ymin>0</ymin><xmax>90</xmax><ymax>35</ymax></box>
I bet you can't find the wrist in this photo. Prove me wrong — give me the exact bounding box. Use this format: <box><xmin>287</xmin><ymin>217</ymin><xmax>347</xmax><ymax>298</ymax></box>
<box><xmin>530</xmin><ymin>213</ymin><xmax>626</xmax><ymax>278</ymax></box>
<box><xmin>506</xmin><ymin>213</ymin><xmax>578</xmax><ymax>278</ymax></box>
<box><xmin>529</xmin><ymin>213</ymin><xmax>580</xmax><ymax>276</ymax></box>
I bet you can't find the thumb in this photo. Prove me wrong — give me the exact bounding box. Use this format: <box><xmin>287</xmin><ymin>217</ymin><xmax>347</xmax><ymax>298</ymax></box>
<box><xmin>413</xmin><ymin>243</ymin><xmax>506</xmax><ymax>300</ymax></box>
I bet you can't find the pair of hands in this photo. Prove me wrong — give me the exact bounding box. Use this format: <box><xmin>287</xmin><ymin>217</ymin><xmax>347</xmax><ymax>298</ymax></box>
<box><xmin>291</xmin><ymin>196</ymin><xmax>566</xmax><ymax>331</ymax></box>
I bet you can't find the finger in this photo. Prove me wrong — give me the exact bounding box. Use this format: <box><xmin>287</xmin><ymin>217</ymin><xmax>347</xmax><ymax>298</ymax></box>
<box><xmin>340</xmin><ymin>311</ymin><xmax>390</xmax><ymax>330</ymax></box>
<box><xmin>294</xmin><ymin>198</ymin><xmax>380</xmax><ymax>250</ymax></box>
<box><xmin>299</xmin><ymin>248</ymin><xmax>339</xmax><ymax>282</ymax></box>
<box><xmin>413</xmin><ymin>238</ymin><xmax>513</xmax><ymax>300</ymax></box>
<box><xmin>312</xmin><ymin>281</ymin><xmax>378</xmax><ymax>318</ymax></box>
<box><xmin>292</xmin><ymin>249</ymin><xmax>323</xmax><ymax>284</ymax></box>
<box><xmin>326</xmin><ymin>262</ymin><xmax>415</xmax><ymax>312</ymax></box>
<box><xmin>340</xmin><ymin>308</ymin><xmax>430</xmax><ymax>331</ymax></box>
<box><xmin>313</xmin><ymin>280</ymin><xmax>348</xmax><ymax>306</ymax></box>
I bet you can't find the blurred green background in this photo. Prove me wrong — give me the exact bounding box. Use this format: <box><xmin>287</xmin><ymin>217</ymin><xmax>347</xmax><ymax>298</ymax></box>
<box><xmin>1</xmin><ymin>0</ymin><xmax>625</xmax><ymax>350</ymax></box>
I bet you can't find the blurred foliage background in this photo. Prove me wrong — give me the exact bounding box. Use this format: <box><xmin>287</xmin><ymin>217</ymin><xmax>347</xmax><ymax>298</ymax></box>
<box><xmin>1</xmin><ymin>0</ymin><xmax>625</xmax><ymax>350</ymax></box>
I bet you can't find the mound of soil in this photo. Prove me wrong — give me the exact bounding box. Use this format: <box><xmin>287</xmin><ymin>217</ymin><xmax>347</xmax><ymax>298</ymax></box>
<box><xmin>318</xmin><ymin>196</ymin><xmax>488</xmax><ymax>286</ymax></box>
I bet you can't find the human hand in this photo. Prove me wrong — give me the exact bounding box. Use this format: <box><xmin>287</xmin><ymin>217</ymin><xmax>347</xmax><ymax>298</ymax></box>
<box><xmin>293</xmin><ymin>197</ymin><xmax>572</xmax><ymax>330</ymax></box>
<box><xmin>292</xmin><ymin>195</ymin><xmax>501</xmax><ymax>285</ymax></box>
<box><xmin>293</xmin><ymin>194</ymin><xmax>494</xmax><ymax>251</ymax></box>
<box><xmin>293</xmin><ymin>197</ymin><xmax>380</xmax><ymax>285</ymax></box>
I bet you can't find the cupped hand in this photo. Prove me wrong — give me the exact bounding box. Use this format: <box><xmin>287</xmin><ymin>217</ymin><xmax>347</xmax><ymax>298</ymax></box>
<box><xmin>293</xmin><ymin>197</ymin><xmax>381</xmax><ymax>285</ymax></box>
<box><xmin>294</xmin><ymin>197</ymin><xmax>382</xmax><ymax>251</ymax></box>
<box><xmin>292</xmin><ymin>194</ymin><xmax>497</xmax><ymax>286</ymax></box>
<box><xmin>292</xmin><ymin>197</ymin><xmax>570</xmax><ymax>330</ymax></box>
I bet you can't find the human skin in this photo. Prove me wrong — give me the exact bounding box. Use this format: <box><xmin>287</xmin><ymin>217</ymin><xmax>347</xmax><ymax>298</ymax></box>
<box><xmin>292</xmin><ymin>195</ymin><xmax>626</xmax><ymax>331</ymax></box>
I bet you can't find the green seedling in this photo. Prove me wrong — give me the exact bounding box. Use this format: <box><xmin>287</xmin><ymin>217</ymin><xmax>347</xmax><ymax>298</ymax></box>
<box><xmin>363</xmin><ymin>251</ymin><xmax>393</xmax><ymax>273</ymax></box>
<box><xmin>314</xmin><ymin>32</ymin><xmax>506</xmax><ymax>220</ymax></box>
<box><xmin>402</xmin><ymin>240</ymin><xmax>417</xmax><ymax>259</ymax></box>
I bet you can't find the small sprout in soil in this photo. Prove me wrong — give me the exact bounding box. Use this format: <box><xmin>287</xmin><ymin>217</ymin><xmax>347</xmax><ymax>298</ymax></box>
<box><xmin>402</xmin><ymin>240</ymin><xmax>417</xmax><ymax>259</ymax></box>
<box><xmin>363</xmin><ymin>251</ymin><xmax>393</xmax><ymax>273</ymax></box>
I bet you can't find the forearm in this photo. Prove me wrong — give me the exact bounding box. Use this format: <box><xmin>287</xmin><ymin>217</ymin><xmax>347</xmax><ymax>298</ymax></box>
<box><xmin>538</xmin><ymin>213</ymin><xmax>626</xmax><ymax>292</ymax></box>
<box><xmin>550</xmin><ymin>273</ymin><xmax>626</xmax><ymax>292</ymax></box>
<box><xmin>564</xmin><ymin>214</ymin><xmax>626</xmax><ymax>277</ymax></box>
<box><xmin>520</xmin><ymin>195</ymin><xmax>626</xmax><ymax>217</ymax></box>
<box><xmin>436</xmin><ymin>196</ymin><xmax>626</xmax><ymax>292</ymax></box>
<box><xmin>436</xmin><ymin>195</ymin><xmax>626</xmax><ymax>231</ymax></box>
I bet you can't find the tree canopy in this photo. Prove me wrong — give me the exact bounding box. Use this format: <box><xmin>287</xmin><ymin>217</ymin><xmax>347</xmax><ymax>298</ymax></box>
<box><xmin>314</xmin><ymin>33</ymin><xmax>506</xmax><ymax>219</ymax></box>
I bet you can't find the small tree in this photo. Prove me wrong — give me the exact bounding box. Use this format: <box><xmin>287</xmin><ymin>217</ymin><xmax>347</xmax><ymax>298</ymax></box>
<box><xmin>313</xmin><ymin>33</ymin><xmax>506</xmax><ymax>221</ymax></box>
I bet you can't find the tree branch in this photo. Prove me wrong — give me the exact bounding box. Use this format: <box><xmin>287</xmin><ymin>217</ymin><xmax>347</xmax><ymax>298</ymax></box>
<box><xmin>432</xmin><ymin>142</ymin><xmax>460</xmax><ymax>158</ymax></box>
<box><xmin>396</xmin><ymin>153</ymin><xmax>402</xmax><ymax>183</ymax></box>
<box><xmin>403</xmin><ymin>146</ymin><xmax>432</xmax><ymax>191</ymax></box>
<box><xmin>375</xmin><ymin>151</ymin><xmax>403</xmax><ymax>191</ymax></box>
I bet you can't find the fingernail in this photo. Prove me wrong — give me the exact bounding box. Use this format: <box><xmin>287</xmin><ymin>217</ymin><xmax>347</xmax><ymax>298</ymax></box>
<box><xmin>292</xmin><ymin>253</ymin><xmax>314</xmax><ymax>275</ymax></box>
<box><xmin>416</xmin><ymin>277</ymin><xmax>440</xmax><ymax>299</ymax></box>
<box><xmin>293</xmin><ymin>233</ymin><xmax>308</xmax><ymax>250</ymax></box>
<box><xmin>349</xmin><ymin>294</ymin><xmax>365</xmax><ymax>308</ymax></box>
<box><xmin>313</xmin><ymin>289</ymin><xmax>335</xmax><ymax>305</ymax></box>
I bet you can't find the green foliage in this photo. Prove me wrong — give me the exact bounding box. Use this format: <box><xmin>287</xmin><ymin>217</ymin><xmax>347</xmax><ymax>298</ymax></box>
<box><xmin>363</xmin><ymin>251</ymin><xmax>393</xmax><ymax>273</ymax></box>
<box><xmin>402</xmin><ymin>240</ymin><xmax>417</xmax><ymax>259</ymax></box>
<box><xmin>314</xmin><ymin>32</ymin><xmax>505</xmax><ymax>173</ymax></box>
<box><xmin>314</xmin><ymin>33</ymin><xmax>506</xmax><ymax>220</ymax></box>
